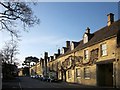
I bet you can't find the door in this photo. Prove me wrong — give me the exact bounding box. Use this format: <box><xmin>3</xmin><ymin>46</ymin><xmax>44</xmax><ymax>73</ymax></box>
<box><xmin>97</xmin><ymin>63</ymin><xmax>113</xmax><ymax>87</ymax></box>
<box><xmin>62</xmin><ymin>70</ymin><xmax>66</xmax><ymax>82</ymax></box>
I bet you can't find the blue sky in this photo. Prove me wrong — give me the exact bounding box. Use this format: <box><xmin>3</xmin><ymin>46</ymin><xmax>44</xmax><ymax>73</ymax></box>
<box><xmin>0</xmin><ymin>2</ymin><xmax>118</xmax><ymax>67</ymax></box>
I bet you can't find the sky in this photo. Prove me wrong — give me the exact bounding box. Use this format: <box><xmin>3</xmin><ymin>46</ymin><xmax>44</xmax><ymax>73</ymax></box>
<box><xmin>0</xmin><ymin>2</ymin><xmax>119</xmax><ymax>68</ymax></box>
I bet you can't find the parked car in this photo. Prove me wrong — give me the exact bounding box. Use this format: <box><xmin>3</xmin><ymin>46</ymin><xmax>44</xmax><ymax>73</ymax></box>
<box><xmin>31</xmin><ymin>75</ymin><xmax>36</xmax><ymax>78</ymax></box>
<box><xmin>30</xmin><ymin>75</ymin><xmax>33</xmax><ymax>78</ymax></box>
<box><xmin>35</xmin><ymin>75</ymin><xmax>39</xmax><ymax>79</ymax></box>
<box><xmin>42</xmin><ymin>76</ymin><xmax>49</xmax><ymax>81</ymax></box>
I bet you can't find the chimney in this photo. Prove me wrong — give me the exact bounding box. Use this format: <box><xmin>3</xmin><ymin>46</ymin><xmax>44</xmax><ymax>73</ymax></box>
<box><xmin>44</xmin><ymin>52</ymin><xmax>48</xmax><ymax>65</ymax></box>
<box><xmin>66</xmin><ymin>41</ymin><xmax>70</xmax><ymax>48</ymax></box>
<box><xmin>58</xmin><ymin>49</ymin><xmax>60</xmax><ymax>55</ymax></box>
<box><xmin>44</xmin><ymin>52</ymin><xmax>48</xmax><ymax>76</ymax></box>
<box><xmin>107</xmin><ymin>13</ymin><xmax>114</xmax><ymax>26</ymax></box>
<box><xmin>44</xmin><ymin>52</ymin><xmax>48</xmax><ymax>60</ymax></box>
<box><xmin>85</xmin><ymin>27</ymin><xmax>90</xmax><ymax>34</ymax></box>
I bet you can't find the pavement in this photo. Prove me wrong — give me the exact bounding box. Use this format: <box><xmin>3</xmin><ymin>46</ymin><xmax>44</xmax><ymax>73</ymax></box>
<box><xmin>2</xmin><ymin>77</ymin><xmax>21</xmax><ymax>90</ymax></box>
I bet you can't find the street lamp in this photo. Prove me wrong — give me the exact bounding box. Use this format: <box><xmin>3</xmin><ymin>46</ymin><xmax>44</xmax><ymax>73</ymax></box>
<box><xmin>0</xmin><ymin>54</ymin><xmax>3</xmax><ymax>90</ymax></box>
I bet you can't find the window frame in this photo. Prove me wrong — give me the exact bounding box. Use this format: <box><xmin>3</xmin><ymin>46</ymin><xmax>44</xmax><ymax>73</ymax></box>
<box><xmin>101</xmin><ymin>43</ymin><xmax>107</xmax><ymax>56</ymax></box>
<box><xmin>84</xmin><ymin>49</ymin><xmax>89</xmax><ymax>60</ymax></box>
<box><xmin>76</xmin><ymin>68</ymin><xmax>81</xmax><ymax>77</ymax></box>
<box><xmin>84</xmin><ymin>67</ymin><xmax>91</xmax><ymax>79</ymax></box>
<box><xmin>68</xmin><ymin>70</ymin><xmax>72</xmax><ymax>79</ymax></box>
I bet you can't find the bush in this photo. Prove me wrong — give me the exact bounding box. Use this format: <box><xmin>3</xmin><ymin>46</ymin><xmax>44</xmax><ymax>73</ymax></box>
<box><xmin>2</xmin><ymin>63</ymin><xmax>18</xmax><ymax>80</ymax></box>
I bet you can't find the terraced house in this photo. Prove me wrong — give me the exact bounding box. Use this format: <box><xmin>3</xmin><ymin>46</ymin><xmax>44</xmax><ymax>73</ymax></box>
<box><xmin>30</xmin><ymin>52</ymin><xmax>49</xmax><ymax>77</ymax></box>
<box><xmin>48</xmin><ymin>13</ymin><xmax>120</xmax><ymax>87</ymax></box>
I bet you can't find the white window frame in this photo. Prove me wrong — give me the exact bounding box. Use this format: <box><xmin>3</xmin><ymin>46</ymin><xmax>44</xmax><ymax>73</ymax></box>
<box><xmin>76</xmin><ymin>68</ymin><xmax>81</xmax><ymax>77</ymax></box>
<box><xmin>84</xmin><ymin>49</ymin><xmax>89</xmax><ymax>60</ymax></box>
<box><xmin>68</xmin><ymin>70</ymin><xmax>72</xmax><ymax>79</ymax></box>
<box><xmin>101</xmin><ymin>43</ymin><xmax>107</xmax><ymax>56</ymax></box>
<box><xmin>84</xmin><ymin>67</ymin><xmax>90</xmax><ymax>79</ymax></box>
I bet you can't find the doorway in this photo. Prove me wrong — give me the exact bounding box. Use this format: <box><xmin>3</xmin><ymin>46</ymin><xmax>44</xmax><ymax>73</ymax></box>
<box><xmin>62</xmin><ymin>70</ymin><xmax>66</xmax><ymax>82</ymax></box>
<box><xmin>97</xmin><ymin>63</ymin><xmax>113</xmax><ymax>87</ymax></box>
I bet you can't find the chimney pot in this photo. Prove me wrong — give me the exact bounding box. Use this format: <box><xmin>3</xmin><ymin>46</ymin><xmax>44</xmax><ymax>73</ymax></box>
<box><xmin>85</xmin><ymin>27</ymin><xmax>90</xmax><ymax>33</ymax></box>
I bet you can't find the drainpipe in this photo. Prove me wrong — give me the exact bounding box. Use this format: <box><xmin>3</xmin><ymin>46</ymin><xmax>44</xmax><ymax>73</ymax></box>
<box><xmin>115</xmin><ymin>49</ymin><xmax>120</xmax><ymax>88</ymax></box>
<box><xmin>114</xmin><ymin>57</ymin><xmax>116</xmax><ymax>88</ymax></box>
<box><xmin>73</xmin><ymin>51</ymin><xmax>76</xmax><ymax>83</ymax></box>
<box><xmin>114</xmin><ymin>46</ymin><xmax>118</xmax><ymax>88</ymax></box>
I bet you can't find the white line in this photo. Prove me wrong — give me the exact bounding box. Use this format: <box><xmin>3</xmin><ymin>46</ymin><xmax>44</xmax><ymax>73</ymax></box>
<box><xmin>18</xmin><ymin>79</ymin><xmax>22</xmax><ymax>90</ymax></box>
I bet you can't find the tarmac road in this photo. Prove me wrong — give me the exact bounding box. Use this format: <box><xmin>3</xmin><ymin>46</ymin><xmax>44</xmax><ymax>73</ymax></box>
<box><xmin>2</xmin><ymin>76</ymin><xmax>118</xmax><ymax>90</ymax></box>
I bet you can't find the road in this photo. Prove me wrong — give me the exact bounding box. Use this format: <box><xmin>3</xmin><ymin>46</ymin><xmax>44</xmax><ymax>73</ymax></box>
<box><xmin>19</xmin><ymin>76</ymin><xmax>89</xmax><ymax>88</ymax></box>
<box><xmin>2</xmin><ymin>76</ymin><xmax>117</xmax><ymax>89</ymax></box>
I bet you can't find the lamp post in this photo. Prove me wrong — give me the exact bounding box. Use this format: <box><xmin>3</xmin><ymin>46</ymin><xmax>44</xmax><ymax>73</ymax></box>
<box><xmin>0</xmin><ymin>54</ymin><xmax>3</xmax><ymax>90</ymax></box>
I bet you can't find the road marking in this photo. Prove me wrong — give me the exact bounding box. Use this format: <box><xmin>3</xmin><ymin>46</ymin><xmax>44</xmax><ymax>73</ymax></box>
<box><xmin>18</xmin><ymin>79</ymin><xmax>22</xmax><ymax>90</ymax></box>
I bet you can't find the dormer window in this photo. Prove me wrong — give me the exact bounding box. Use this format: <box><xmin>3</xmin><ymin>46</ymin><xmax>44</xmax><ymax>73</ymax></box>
<box><xmin>83</xmin><ymin>34</ymin><xmax>88</xmax><ymax>44</ymax></box>
<box><xmin>54</xmin><ymin>55</ymin><xmax>56</xmax><ymax>59</ymax></box>
<box><xmin>71</xmin><ymin>41</ymin><xmax>79</xmax><ymax>50</ymax></box>
<box><xmin>62</xmin><ymin>47</ymin><xmax>65</xmax><ymax>54</ymax></box>
<box><xmin>62</xmin><ymin>47</ymin><xmax>68</xmax><ymax>54</ymax></box>
<box><xmin>83</xmin><ymin>27</ymin><xmax>91</xmax><ymax>44</ymax></box>
<box><xmin>71</xmin><ymin>42</ymin><xmax>74</xmax><ymax>50</ymax></box>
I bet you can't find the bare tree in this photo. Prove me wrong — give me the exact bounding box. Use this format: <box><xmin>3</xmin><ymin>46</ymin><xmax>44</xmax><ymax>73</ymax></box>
<box><xmin>0</xmin><ymin>2</ymin><xmax>40</xmax><ymax>39</ymax></box>
<box><xmin>1</xmin><ymin>40</ymin><xmax>19</xmax><ymax>64</ymax></box>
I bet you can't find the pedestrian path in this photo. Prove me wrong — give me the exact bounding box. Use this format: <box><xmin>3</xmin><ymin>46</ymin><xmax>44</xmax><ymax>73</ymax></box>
<box><xmin>2</xmin><ymin>77</ymin><xmax>21</xmax><ymax>90</ymax></box>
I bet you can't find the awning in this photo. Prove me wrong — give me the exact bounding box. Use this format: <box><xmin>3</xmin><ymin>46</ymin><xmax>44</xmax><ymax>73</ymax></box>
<box><xmin>95</xmin><ymin>58</ymin><xmax>115</xmax><ymax>64</ymax></box>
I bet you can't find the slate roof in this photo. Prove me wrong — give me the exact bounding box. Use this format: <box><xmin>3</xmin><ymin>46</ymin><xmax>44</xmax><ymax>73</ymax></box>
<box><xmin>57</xmin><ymin>19</ymin><xmax>120</xmax><ymax>59</ymax></box>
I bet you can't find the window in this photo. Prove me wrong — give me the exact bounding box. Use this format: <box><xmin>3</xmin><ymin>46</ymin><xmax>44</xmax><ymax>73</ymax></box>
<box><xmin>101</xmin><ymin>43</ymin><xmax>107</xmax><ymax>56</ymax></box>
<box><xmin>76</xmin><ymin>68</ymin><xmax>81</xmax><ymax>77</ymax></box>
<box><xmin>58</xmin><ymin>72</ymin><xmax>61</xmax><ymax>79</ymax></box>
<box><xmin>68</xmin><ymin>70</ymin><xmax>71</xmax><ymax>79</ymax></box>
<box><xmin>58</xmin><ymin>62</ymin><xmax>61</xmax><ymax>70</ymax></box>
<box><xmin>84</xmin><ymin>68</ymin><xmax>90</xmax><ymax>79</ymax></box>
<box><xmin>90</xmin><ymin>48</ymin><xmax>99</xmax><ymax>62</ymax></box>
<box><xmin>83</xmin><ymin>34</ymin><xmax>88</xmax><ymax>43</ymax></box>
<box><xmin>84</xmin><ymin>50</ymin><xmax>89</xmax><ymax>60</ymax></box>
